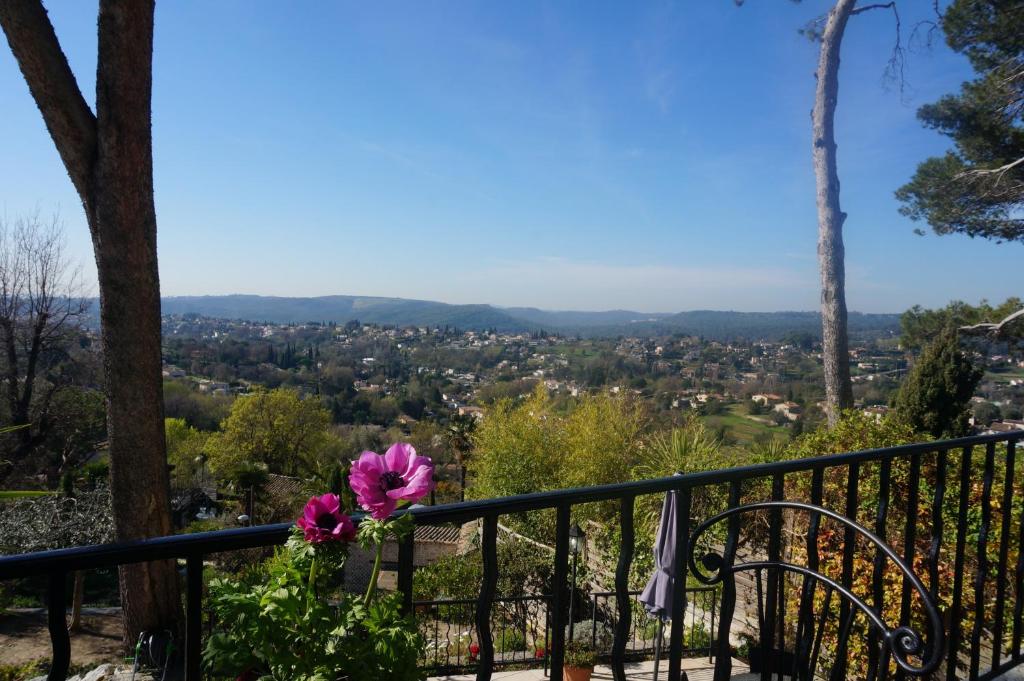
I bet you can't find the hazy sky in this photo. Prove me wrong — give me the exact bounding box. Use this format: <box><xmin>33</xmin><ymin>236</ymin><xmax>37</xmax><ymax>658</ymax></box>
<box><xmin>1</xmin><ymin>1</ymin><xmax>1018</xmax><ymax>313</ymax></box>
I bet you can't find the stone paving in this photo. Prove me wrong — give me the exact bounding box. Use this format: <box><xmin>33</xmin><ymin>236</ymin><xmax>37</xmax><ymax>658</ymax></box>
<box><xmin>429</xmin><ymin>657</ymin><xmax>748</xmax><ymax>680</ymax></box>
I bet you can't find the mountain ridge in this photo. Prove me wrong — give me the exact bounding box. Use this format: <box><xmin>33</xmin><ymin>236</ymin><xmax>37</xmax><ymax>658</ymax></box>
<box><xmin>158</xmin><ymin>294</ymin><xmax>901</xmax><ymax>340</ymax></box>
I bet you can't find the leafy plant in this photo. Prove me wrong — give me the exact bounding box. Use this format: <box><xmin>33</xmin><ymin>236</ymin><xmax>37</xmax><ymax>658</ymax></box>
<box><xmin>204</xmin><ymin>516</ymin><xmax>423</xmax><ymax>681</ymax></box>
<box><xmin>204</xmin><ymin>443</ymin><xmax>435</xmax><ymax>681</ymax></box>
<box><xmin>563</xmin><ymin>641</ymin><xmax>597</xmax><ymax>670</ymax></box>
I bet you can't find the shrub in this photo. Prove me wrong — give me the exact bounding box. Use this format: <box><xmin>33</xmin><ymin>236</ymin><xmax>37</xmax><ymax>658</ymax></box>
<box><xmin>0</xmin><ymin>660</ymin><xmax>41</xmax><ymax>681</ymax></box>
<box><xmin>564</xmin><ymin>641</ymin><xmax>597</xmax><ymax>670</ymax></box>
<box><xmin>497</xmin><ymin>629</ymin><xmax>526</xmax><ymax>653</ymax></box>
<box><xmin>567</xmin><ymin>619</ymin><xmax>613</xmax><ymax>649</ymax></box>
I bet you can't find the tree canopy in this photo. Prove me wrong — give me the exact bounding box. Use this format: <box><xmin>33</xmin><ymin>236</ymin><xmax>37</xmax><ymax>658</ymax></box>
<box><xmin>899</xmin><ymin>297</ymin><xmax>1022</xmax><ymax>350</ymax></box>
<box><xmin>165</xmin><ymin>417</ymin><xmax>210</xmax><ymax>485</ymax></box>
<box><xmin>896</xmin><ymin>0</ymin><xmax>1024</xmax><ymax>242</ymax></box>
<box><xmin>892</xmin><ymin>329</ymin><xmax>984</xmax><ymax>438</ymax></box>
<box><xmin>205</xmin><ymin>387</ymin><xmax>334</xmax><ymax>478</ymax></box>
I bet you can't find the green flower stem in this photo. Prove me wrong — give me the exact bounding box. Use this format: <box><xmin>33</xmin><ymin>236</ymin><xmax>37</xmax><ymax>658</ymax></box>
<box><xmin>306</xmin><ymin>555</ymin><xmax>319</xmax><ymax>611</ymax></box>
<box><xmin>363</xmin><ymin>541</ymin><xmax>384</xmax><ymax>608</ymax></box>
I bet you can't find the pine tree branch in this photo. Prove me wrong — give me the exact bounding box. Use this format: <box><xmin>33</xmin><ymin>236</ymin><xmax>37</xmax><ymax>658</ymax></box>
<box><xmin>960</xmin><ymin>308</ymin><xmax>1024</xmax><ymax>339</ymax></box>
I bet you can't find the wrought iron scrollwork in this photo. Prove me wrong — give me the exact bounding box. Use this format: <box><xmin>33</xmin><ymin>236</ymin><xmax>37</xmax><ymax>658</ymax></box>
<box><xmin>687</xmin><ymin>501</ymin><xmax>945</xmax><ymax>677</ymax></box>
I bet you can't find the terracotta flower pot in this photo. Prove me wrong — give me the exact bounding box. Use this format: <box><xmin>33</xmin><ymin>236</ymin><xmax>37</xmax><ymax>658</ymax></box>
<box><xmin>564</xmin><ymin>666</ymin><xmax>593</xmax><ymax>681</ymax></box>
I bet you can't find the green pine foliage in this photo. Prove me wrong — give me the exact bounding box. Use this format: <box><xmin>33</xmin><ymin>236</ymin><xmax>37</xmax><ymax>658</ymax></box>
<box><xmin>892</xmin><ymin>329</ymin><xmax>983</xmax><ymax>438</ymax></box>
<box><xmin>896</xmin><ymin>0</ymin><xmax>1024</xmax><ymax>242</ymax></box>
<box><xmin>899</xmin><ymin>297</ymin><xmax>1022</xmax><ymax>350</ymax></box>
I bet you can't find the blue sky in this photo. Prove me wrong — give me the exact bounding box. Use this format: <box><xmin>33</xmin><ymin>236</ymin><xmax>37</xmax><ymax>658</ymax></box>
<box><xmin>0</xmin><ymin>1</ymin><xmax>1018</xmax><ymax>313</ymax></box>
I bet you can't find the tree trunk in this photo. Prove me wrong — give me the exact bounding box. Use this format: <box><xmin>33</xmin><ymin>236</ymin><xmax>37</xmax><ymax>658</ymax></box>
<box><xmin>812</xmin><ymin>0</ymin><xmax>857</xmax><ymax>426</ymax></box>
<box><xmin>93</xmin><ymin>1</ymin><xmax>180</xmax><ymax>648</ymax></box>
<box><xmin>0</xmin><ymin>0</ymin><xmax>180</xmax><ymax>649</ymax></box>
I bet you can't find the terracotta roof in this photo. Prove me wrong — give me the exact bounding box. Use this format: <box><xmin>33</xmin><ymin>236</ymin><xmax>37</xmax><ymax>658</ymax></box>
<box><xmin>266</xmin><ymin>474</ymin><xmax>305</xmax><ymax>499</ymax></box>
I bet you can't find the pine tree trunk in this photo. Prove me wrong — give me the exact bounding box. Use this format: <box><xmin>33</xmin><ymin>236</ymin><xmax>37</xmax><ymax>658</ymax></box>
<box><xmin>0</xmin><ymin>0</ymin><xmax>180</xmax><ymax>649</ymax></box>
<box><xmin>812</xmin><ymin>0</ymin><xmax>857</xmax><ymax>426</ymax></box>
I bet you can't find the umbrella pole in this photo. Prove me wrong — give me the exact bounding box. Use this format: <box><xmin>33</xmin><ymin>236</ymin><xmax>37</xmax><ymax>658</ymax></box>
<box><xmin>653</xmin><ymin>618</ymin><xmax>664</xmax><ymax>681</ymax></box>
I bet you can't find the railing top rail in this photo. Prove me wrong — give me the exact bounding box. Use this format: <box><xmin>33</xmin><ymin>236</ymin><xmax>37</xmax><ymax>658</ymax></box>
<box><xmin>1</xmin><ymin>431</ymin><xmax>1020</xmax><ymax>580</ymax></box>
<box><xmin>402</xmin><ymin>430</ymin><xmax>1020</xmax><ymax>523</ymax></box>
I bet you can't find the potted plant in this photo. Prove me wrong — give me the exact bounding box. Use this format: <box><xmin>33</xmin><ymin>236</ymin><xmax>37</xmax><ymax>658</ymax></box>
<box><xmin>202</xmin><ymin>443</ymin><xmax>435</xmax><ymax>681</ymax></box>
<box><xmin>563</xmin><ymin>641</ymin><xmax>597</xmax><ymax>681</ymax></box>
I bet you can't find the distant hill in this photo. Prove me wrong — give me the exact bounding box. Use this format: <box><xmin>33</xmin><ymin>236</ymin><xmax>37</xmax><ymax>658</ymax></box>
<box><xmin>159</xmin><ymin>294</ymin><xmax>900</xmax><ymax>340</ymax></box>
<box><xmin>161</xmin><ymin>295</ymin><xmax>530</xmax><ymax>331</ymax></box>
<box><xmin>500</xmin><ymin>307</ymin><xmax>674</xmax><ymax>328</ymax></box>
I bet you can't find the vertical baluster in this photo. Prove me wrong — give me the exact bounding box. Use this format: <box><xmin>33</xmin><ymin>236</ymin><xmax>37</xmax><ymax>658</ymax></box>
<box><xmin>878</xmin><ymin>643</ymin><xmax>892</xmax><ymax>681</ymax></box>
<box><xmin>688</xmin><ymin>588</ymin><xmax>694</xmax><ymax>652</ymax></box>
<box><xmin>947</xmin><ymin>446</ymin><xmax>973</xmax><ymax>681</ymax></box>
<box><xmin>499</xmin><ymin>616</ymin><xmax>506</xmax><ymax>664</ymax></box>
<box><xmin>970</xmin><ymin>442</ymin><xmax>996</xmax><ymax>680</ymax></box>
<box><xmin>550</xmin><ymin>504</ymin><xmax>572</xmax><ymax>681</ymax></box>
<box><xmin>523</xmin><ymin>605</ymin><xmax>529</xmax><ymax>665</ymax></box>
<box><xmin>186</xmin><ymin>555</ymin><xmax>203</xmax><ymax>681</ymax></box>
<box><xmin>807</xmin><ymin>586</ymin><xmax>833</xmax><ymax>676</ymax></box>
<box><xmin>611</xmin><ymin>494</ymin><xmax>634</xmax><ymax>681</ymax></box>
<box><xmin>895</xmin><ymin>452</ymin><xmax>921</xmax><ymax>681</ymax></box>
<box><xmin>1011</xmin><ymin>441</ymin><xmax>1023</xmax><ymax>662</ymax></box>
<box><xmin>867</xmin><ymin>459</ymin><xmax>892</xmax><ymax>681</ymax></box>
<box><xmin>667</xmin><ymin>486</ymin><xmax>692</xmax><ymax>681</ymax></box>
<box><xmin>795</xmin><ymin>467</ymin><xmax>824</xmax><ymax>681</ymax></box>
<box><xmin>545</xmin><ymin>596</ymin><xmax>551</xmax><ymax>676</ymax></box>
<box><xmin>776</xmin><ymin>554</ymin><xmax>786</xmax><ymax>681</ymax></box>
<box><xmin>398</xmin><ymin>531</ymin><xmax>414</xmax><ymax>615</ymax></box>
<box><xmin>710</xmin><ymin>588</ymin><xmax>717</xmax><ymax>663</ymax></box>
<box><xmin>476</xmin><ymin>513</ymin><xmax>498</xmax><ymax>681</ymax></box>
<box><xmin>993</xmin><ymin>440</ymin><xmax>1016</xmax><ymax>667</ymax></box>
<box><xmin>761</xmin><ymin>474</ymin><xmax>783</xmax><ymax>681</ymax></box>
<box><xmin>434</xmin><ymin>604</ymin><xmax>441</xmax><ymax>671</ymax></box>
<box><xmin>714</xmin><ymin>481</ymin><xmax>742</xmax><ymax>681</ymax></box>
<box><xmin>828</xmin><ymin>605</ymin><xmax>858</xmax><ymax>681</ymax></box>
<box><xmin>927</xmin><ymin>450</ymin><xmax>947</xmax><ymax>665</ymax></box>
<box><xmin>834</xmin><ymin>462</ymin><xmax>860</xmax><ymax>681</ymax></box>
<box><xmin>755</xmin><ymin>568</ymin><xmax>765</xmax><ymax>635</ymax></box>
<box><xmin>47</xmin><ymin>571</ymin><xmax>70</xmax><ymax>681</ymax></box>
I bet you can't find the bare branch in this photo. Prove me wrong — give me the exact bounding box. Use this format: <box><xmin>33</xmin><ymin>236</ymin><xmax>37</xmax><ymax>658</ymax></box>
<box><xmin>0</xmin><ymin>0</ymin><xmax>97</xmax><ymax>207</ymax></box>
<box><xmin>849</xmin><ymin>2</ymin><xmax>907</xmax><ymax>98</ymax></box>
<box><xmin>850</xmin><ymin>2</ymin><xmax>895</xmax><ymax>16</ymax></box>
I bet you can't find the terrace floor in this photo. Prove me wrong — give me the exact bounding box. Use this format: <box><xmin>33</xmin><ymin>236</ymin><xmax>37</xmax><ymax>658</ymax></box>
<box><xmin>428</xmin><ymin>660</ymin><xmax>1024</xmax><ymax>680</ymax></box>
<box><xmin>429</xmin><ymin>657</ymin><xmax>749</xmax><ymax>680</ymax></box>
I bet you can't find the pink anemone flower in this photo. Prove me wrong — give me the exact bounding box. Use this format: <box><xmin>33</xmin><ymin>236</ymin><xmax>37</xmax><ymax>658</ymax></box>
<box><xmin>296</xmin><ymin>493</ymin><xmax>356</xmax><ymax>543</ymax></box>
<box><xmin>349</xmin><ymin>442</ymin><xmax>434</xmax><ymax>519</ymax></box>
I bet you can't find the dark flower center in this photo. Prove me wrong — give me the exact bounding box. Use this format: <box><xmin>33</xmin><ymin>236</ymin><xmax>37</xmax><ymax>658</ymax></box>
<box><xmin>380</xmin><ymin>470</ymin><xmax>405</xmax><ymax>492</ymax></box>
<box><xmin>315</xmin><ymin>512</ymin><xmax>339</xmax><ymax>531</ymax></box>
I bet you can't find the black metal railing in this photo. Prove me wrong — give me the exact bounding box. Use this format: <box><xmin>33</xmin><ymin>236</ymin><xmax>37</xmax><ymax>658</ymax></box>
<box><xmin>414</xmin><ymin>586</ymin><xmax>717</xmax><ymax>675</ymax></box>
<box><xmin>415</xmin><ymin>594</ymin><xmax>552</xmax><ymax>675</ymax></box>
<box><xmin>1</xmin><ymin>430</ymin><xmax>1023</xmax><ymax>681</ymax></box>
<box><xmin>587</xmin><ymin>587</ymin><xmax>717</xmax><ymax>661</ymax></box>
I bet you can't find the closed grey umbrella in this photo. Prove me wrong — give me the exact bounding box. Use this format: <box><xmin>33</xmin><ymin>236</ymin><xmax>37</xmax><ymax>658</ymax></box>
<box><xmin>639</xmin><ymin>488</ymin><xmax>682</xmax><ymax>681</ymax></box>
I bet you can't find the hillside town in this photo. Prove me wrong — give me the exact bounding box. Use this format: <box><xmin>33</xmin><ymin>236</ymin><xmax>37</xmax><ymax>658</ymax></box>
<box><xmin>162</xmin><ymin>314</ymin><xmax>1024</xmax><ymax>443</ymax></box>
